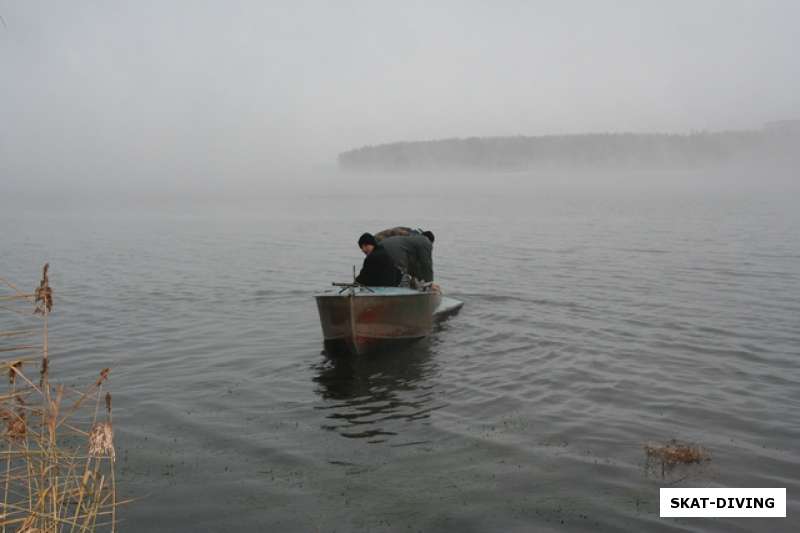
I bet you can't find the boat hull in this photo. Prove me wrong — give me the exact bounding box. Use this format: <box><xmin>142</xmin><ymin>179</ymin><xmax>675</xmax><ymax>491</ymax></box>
<box><xmin>315</xmin><ymin>287</ymin><xmax>443</xmax><ymax>355</ymax></box>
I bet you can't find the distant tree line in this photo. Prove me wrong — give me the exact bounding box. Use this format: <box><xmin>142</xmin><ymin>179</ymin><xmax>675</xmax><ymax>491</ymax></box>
<box><xmin>338</xmin><ymin>127</ymin><xmax>799</xmax><ymax>172</ymax></box>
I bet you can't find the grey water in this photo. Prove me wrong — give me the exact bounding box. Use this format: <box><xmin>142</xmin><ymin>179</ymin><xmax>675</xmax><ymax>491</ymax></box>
<box><xmin>1</xmin><ymin>175</ymin><xmax>799</xmax><ymax>532</ymax></box>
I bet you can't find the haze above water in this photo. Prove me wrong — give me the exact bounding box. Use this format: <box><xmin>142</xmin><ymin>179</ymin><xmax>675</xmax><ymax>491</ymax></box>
<box><xmin>2</xmin><ymin>2</ymin><xmax>799</xmax><ymax>532</ymax></box>
<box><xmin>2</xmin><ymin>1</ymin><xmax>800</xmax><ymax>199</ymax></box>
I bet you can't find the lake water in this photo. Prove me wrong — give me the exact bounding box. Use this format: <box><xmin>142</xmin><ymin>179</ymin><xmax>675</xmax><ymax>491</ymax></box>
<box><xmin>1</xmin><ymin>175</ymin><xmax>799</xmax><ymax>531</ymax></box>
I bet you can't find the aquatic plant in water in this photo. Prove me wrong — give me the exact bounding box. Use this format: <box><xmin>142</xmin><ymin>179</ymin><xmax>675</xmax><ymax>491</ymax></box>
<box><xmin>644</xmin><ymin>439</ymin><xmax>710</xmax><ymax>479</ymax></box>
<box><xmin>0</xmin><ymin>264</ymin><xmax>123</xmax><ymax>532</ymax></box>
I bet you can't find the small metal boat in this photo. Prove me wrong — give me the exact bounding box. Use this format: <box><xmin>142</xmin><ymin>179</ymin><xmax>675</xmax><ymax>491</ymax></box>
<box><xmin>315</xmin><ymin>284</ymin><xmax>463</xmax><ymax>355</ymax></box>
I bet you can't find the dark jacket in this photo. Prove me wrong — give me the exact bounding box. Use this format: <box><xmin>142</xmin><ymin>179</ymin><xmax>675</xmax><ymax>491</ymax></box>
<box><xmin>355</xmin><ymin>244</ymin><xmax>402</xmax><ymax>287</ymax></box>
<box><xmin>380</xmin><ymin>235</ymin><xmax>433</xmax><ymax>282</ymax></box>
<box><xmin>374</xmin><ymin>226</ymin><xmax>420</xmax><ymax>242</ymax></box>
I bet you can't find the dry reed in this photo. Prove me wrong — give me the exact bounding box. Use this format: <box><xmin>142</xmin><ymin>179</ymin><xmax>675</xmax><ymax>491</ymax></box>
<box><xmin>0</xmin><ymin>264</ymin><xmax>122</xmax><ymax>532</ymax></box>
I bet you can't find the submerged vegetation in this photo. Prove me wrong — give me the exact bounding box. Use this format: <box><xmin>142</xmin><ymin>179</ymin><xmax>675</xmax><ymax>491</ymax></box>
<box><xmin>0</xmin><ymin>265</ymin><xmax>121</xmax><ymax>532</ymax></box>
<box><xmin>644</xmin><ymin>439</ymin><xmax>710</xmax><ymax>479</ymax></box>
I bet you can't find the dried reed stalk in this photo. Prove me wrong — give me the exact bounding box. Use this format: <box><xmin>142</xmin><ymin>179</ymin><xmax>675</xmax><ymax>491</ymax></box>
<box><xmin>0</xmin><ymin>264</ymin><xmax>121</xmax><ymax>532</ymax></box>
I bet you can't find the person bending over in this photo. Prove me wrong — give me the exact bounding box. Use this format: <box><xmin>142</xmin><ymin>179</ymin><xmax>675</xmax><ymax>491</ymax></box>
<box><xmin>355</xmin><ymin>233</ymin><xmax>402</xmax><ymax>287</ymax></box>
<box><xmin>379</xmin><ymin>232</ymin><xmax>434</xmax><ymax>282</ymax></box>
<box><xmin>374</xmin><ymin>226</ymin><xmax>417</xmax><ymax>242</ymax></box>
<box><xmin>374</xmin><ymin>226</ymin><xmax>435</xmax><ymax>244</ymax></box>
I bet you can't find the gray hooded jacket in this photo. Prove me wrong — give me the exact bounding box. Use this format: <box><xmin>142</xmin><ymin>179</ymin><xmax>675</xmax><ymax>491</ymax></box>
<box><xmin>379</xmin><ymin>235</ymin><xmax>433</xmax><ymax>282</ymax></box>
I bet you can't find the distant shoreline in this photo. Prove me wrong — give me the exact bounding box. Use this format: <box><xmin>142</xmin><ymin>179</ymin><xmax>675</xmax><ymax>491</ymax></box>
<box><xmin>339</xmin><ymin>122</ymin><xmax>800</xmax><ymax>173</ymax></box>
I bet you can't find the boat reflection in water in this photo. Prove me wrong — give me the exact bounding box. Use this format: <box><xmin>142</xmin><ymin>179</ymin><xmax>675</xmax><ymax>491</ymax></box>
<box><xmin>312</xmin><ymin>284</ymin><xmax>462</xmax><ymax>442</ymax></box>
<box><xmin>312</xmin><ymin>340</ymin><xmax>445</xmax><ymax>444</ymax></box>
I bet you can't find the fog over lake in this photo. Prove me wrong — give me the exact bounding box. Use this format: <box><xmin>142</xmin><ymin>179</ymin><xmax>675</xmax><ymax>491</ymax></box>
<box><xmin>1</xmin><ymin>2</ymin><xmax>799</xmax><ymax>532</ymax></box>
<box><xmin>2</xmin><ymin>1</ymin><xmax>799</xmax><ymax>203</ymax></box>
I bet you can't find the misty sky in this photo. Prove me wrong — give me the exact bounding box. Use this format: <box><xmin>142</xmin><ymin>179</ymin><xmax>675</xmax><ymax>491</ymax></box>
<box><xmin>1</xmin><ymin>0</ymin><xmax>798</xmax><ymax>187</ymax></box>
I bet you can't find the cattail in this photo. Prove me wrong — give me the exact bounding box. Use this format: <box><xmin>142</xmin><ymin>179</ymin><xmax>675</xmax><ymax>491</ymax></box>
<box><xmin>34</xmin><ymin>262</ymin><xmax>53</xmax><ymax>315</ymax></box>
<box><xmin>88</xmin><ymin>421</ymin><xmax>115</xmax><ymax>462</ymax></box>
<box><xmin>6</xmin><ymin>413</ymin><xmax>26</xmax><ymax>439</ymax></box>
<box><xmin>8</xmin><ymin>360</ymin><xmax>22</xmax><ymax>384</ymax></box>
<box><xmin>96</xmin><ymin>368</ymin><xmax>111</xmax><ymax>386</ymax></box>
<box><xmin>105</xmin><ymin>392</ymin><xmax>112</xmax><ymax>414</ymax></box>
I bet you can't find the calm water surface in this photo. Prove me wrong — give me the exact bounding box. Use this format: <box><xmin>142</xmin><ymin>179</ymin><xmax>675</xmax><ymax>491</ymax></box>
<box><xmin>1</xmin><ymin>180</ymin><xmax>799</xmax><ymax>531</ymax></box>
